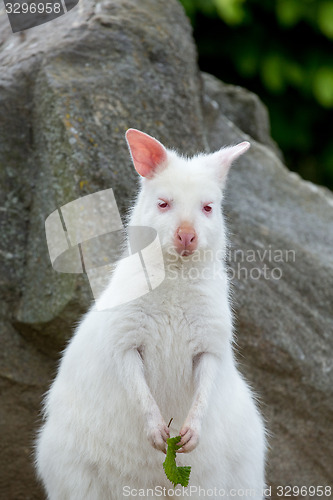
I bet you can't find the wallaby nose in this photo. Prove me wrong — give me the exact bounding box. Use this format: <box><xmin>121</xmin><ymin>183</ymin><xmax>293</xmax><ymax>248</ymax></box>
<box><xmin>178</xmin><ymin>231</ymin><xmax>196</xmax><ymax>247</ymax></box>
<box><xmin>175</xmin><ymin>224</ymin><xmax>197</xmax><ymax>255</ymax></box>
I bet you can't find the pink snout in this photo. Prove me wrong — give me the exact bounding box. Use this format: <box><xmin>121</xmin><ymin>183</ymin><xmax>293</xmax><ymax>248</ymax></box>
<box><xmin>175</xmin><ymin>224</ymin><xmax>197</xmax><ymax>256</ymax></box>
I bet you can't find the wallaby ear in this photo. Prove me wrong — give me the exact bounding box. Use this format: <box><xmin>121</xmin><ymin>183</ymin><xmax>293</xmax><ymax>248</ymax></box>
<box><xmin>126</xmin><ymin>129</ymin><xmax>168</xmax><ymax>178</ymax></box>
<box><xmin>211</xmin><ymin>141</ymin><xmax>250</xmax><ymax>184</ymax></box>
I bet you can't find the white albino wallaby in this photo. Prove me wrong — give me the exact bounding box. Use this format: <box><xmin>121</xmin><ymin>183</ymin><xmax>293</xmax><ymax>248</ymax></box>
<box><xmin>36</xmin><ymin>129</ymin><xmax>266</xmax><ymax>499</ymax></box>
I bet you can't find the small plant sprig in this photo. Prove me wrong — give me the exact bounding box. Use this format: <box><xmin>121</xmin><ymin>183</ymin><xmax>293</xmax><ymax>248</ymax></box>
<box><xmin>162</xmin><ymin>418</ymin><xmax>191</xmax><ymax>487</ymax></box>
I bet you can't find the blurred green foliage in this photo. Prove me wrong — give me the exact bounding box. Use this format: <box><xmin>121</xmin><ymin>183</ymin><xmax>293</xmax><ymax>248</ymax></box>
<box><xmin>180</xmin><ymin>0</ymin><xmax>333</xmax><ymax>190</ymax></box>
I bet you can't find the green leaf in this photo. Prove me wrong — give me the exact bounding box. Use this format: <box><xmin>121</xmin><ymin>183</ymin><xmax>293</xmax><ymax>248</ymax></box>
<box><xmin>318</xmin><ymin>2</ymin><xmax>333</xmax><ymax>40</ymax></box>
<box><xmin>276</xmin><ymin>0</ymin><xmax>303</xmax><ymax>28</ymax></box>
<box><xmin>214</xmin><ymin>0</ymin><xmax>246</xmax><ymax>26</ymax></box>
<box><xmin>163</xmin><ymin>436</ymin><xmax>191</xmax><ymax>487</ymax></box>
<box><xmin>260</xmin><ymin>54</ymin><xmax>285</xmax><ymax>93</ymax></box>
<box><xmin>313</xmin><ymin>67</ymin><xmax>333</xmax><ymax>108</ymax></box>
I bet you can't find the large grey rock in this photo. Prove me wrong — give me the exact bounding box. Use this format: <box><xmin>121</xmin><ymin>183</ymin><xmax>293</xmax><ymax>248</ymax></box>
<box><xmin>202</xmin><ymin>72</ymin><xmax>282</xmax><ymax>158</ymax></box>
<box><xmin>0</xmin><ymin>1</ymin><xmax>332</xmax><ymax>498</ymax></box>
<box><xmin>0</xmin><ymin>1</ymin><xmax>205</xmax><ymax>498</ymax></box>
<box><xmin>2</xmin><ymin>0</ymin><xmax>205</xmax><ymax>355</ymax></box>
<box><xmin>203</xmin><ymin>72</ymin><xmax>333</xmax><ymax>491</ymax></box>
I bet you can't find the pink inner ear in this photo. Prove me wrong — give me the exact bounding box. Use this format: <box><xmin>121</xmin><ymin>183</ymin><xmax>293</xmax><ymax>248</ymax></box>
<box><xmin>126</xmin><ymin>129</ymin><xmax>167</xmax><ymax>178</ymax></box>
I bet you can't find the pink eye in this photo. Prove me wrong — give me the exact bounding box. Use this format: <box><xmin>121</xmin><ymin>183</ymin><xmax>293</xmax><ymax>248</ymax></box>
<box><xmin>158</xmin><ymin>199</ymin><xmax>169</xmax><ymax>210</ymax></box>
<box><xmin>203</xmin><ymin>204</ymin><xmax>213</xmax><ymax>213</ymax></box>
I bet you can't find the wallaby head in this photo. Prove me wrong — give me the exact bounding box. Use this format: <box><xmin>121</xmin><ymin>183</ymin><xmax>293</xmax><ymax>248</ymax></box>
<box><xmin>126</xmin><ymin>129</ymin><xmax>250</xmax><ymax>260</ymax></box>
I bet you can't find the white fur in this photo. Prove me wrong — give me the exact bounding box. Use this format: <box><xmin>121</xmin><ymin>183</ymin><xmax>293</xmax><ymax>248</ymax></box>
<box><xmin>36</xmin><ymin>136</ymin><xmax>266</xmax><ymax>499</ymax></box>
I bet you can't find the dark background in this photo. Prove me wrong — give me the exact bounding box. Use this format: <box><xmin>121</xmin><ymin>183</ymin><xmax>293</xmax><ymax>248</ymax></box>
<box><xmin>180</xmin><ymin>0</ymin><xmax>333</xmax><ymax>190</ymax></box>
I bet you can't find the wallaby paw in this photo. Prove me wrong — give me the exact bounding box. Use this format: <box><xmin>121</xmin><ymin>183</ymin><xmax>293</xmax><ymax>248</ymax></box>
<box><xmin>177</xmin><ymin>422</ymin><xmax>200</xmax><ymax>453</ymax></box>
<box><xmin>147</xmin><ymin>419</ymin><xmax>170</xmax><ymax>452</ymax></box>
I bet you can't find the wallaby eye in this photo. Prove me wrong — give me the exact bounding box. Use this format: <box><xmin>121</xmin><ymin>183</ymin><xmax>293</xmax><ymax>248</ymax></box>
<box><xmin>203</xmin><ymin>204</ymin><xmax>213</xmax><ymax>214</ymax></box>
<box><xmin>158</xmin><ymin>199</ymin><xmax>170</xmax><ymax>210</ymax></box>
